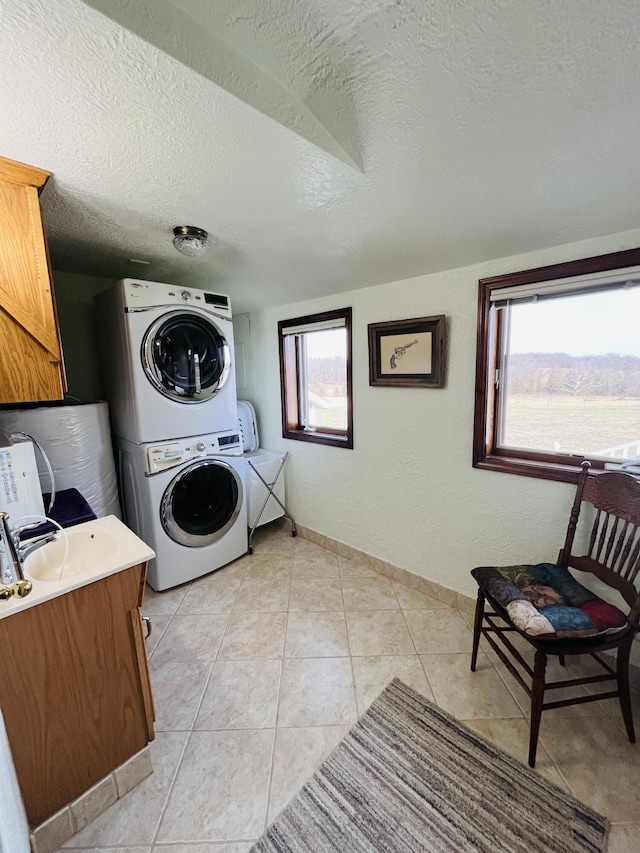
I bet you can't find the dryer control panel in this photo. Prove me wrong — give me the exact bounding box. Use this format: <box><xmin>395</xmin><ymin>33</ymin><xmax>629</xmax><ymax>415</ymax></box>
<box><xmin>146</xmin><ymin>430</ymin><xmax>242</xmax><ymax>474</ymax></box>
<box><xmin>121</xmin><ymin>278</ymin><xmax>233</xmax><ymax>319</ymax></box>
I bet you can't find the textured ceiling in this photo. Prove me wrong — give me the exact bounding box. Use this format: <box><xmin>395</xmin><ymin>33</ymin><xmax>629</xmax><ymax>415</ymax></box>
<box><xmin>1</xmin><ymin>0</ymin><xmax>639</xmax><ymax>312</ymax></box>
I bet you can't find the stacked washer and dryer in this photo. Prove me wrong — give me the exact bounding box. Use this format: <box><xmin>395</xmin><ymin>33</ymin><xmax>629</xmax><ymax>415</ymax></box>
<box><xmin>95</xmin><ymin>279</ymin><xmax>247</xmax><ymax>591</ymax></box>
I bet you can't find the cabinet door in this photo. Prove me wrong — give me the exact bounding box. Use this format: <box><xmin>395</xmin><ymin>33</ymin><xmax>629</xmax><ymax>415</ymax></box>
<box><xmin>0</xmin><ymin>156</ymin><xmax>66</xmax><ymax>403</ymax></box>
<box><xmin>131</xmin><ymin>605</ymin><xmax>156</xmax><ymax>740</ymax></box>
<box><xmin>0</xmin><ymin>564</ymin><xmax>152</xmax><ymax>827</ymax></box>
<box><xmin>131</xmin><ymin>561</ymin><xmax>155</xmax><ymax>738</ymax></box>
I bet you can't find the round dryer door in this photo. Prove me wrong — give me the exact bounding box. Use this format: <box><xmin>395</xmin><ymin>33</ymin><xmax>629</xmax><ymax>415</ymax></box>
<box><xmin>161</xmin><ymin>459</ymin><xmax>243</xmax><ymax>547</ymax></box>
<box><xmin>142</xmin><ymin>310</ymin><xmax>231</xmax><ymax>403</ymax></box>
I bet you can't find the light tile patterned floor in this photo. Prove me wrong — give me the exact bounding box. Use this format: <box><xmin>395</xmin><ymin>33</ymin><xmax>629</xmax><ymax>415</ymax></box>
<box><xmin>59</xmin><ymin>524</ymin><xmax>640</xmax><ymax>852</ymax></box>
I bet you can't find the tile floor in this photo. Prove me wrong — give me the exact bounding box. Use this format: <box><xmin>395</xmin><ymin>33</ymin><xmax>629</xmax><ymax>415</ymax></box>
<box><xmin>58</xmin><ymin>524</ymin><xmax>640</xmax><ymax>852</ymax></box>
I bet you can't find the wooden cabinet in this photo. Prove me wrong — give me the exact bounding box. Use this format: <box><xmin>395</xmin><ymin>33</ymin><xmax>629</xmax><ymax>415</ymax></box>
<box><xmin>0</xmin><ymin>563</ymin><xmax>154</xmax><ymax>827</ymax></box>
<box><xmin>0</xmin><ymin>155</ymin><xmax>66</xmax><ymax>403</ymax></box>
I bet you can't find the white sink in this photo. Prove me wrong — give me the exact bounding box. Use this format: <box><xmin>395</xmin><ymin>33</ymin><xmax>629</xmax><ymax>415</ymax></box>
<box><xmin>0</xmin><ymin>516</ymin><xmax>155</xmax><ymax>620</ymax></box>
<box><xmin>25</xmin><ymin>528</ymin><xmax>119</xmax><ymax>582</ymax></box>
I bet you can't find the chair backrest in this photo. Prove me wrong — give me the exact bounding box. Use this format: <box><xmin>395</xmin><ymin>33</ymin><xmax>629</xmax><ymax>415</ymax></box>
<box><xmin>558</xmin><ymin>462</ymin><xmax>640</xmax><ymax>624</ymax></box>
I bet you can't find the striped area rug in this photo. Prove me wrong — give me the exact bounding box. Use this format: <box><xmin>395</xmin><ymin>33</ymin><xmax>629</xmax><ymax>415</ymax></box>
<box><xmin>251</xmin><ymin>679</ymin><xmax>608</xmax><ymax>853</ymax></box>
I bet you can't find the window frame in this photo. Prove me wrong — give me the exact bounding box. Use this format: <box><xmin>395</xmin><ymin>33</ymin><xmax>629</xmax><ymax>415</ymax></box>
<box><xmin>278</xmin><ymin>307</ymin><xmax>353</xmax><ymax>449</ymax></box>
<box><xmin>473</xmin><ymin>247</ymin><xmax>640</xmax><ymax>484</ymax></box>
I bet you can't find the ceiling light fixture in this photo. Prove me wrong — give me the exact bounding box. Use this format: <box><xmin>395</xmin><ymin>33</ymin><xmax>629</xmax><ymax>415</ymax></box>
<box><xmin>172</xmin><ymin>225</ymin><xmax>209</xmax><ymax>258</ymax></box>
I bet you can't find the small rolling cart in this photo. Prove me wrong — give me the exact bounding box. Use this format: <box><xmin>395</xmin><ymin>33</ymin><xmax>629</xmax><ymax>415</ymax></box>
<box><xmin>237</xmin><ymin>401</ymin><xmax>296</xmax><ymax>553</ymax></box>
<box><xmin>247</xmin><ymin>450</ymin><xmax>297</xmax><ymax>553</ymax></box>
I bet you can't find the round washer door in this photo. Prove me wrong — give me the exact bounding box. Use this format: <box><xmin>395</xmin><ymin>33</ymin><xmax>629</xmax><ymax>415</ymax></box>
<box><xmin>142</xmin><ymin>309</ymin><xmax>231</xmax><ymax>403</ymax></box>
<box><xmin>161</xmin><ymin>459</ymin><xmax>243</xmax><ymax>547</ymax></box>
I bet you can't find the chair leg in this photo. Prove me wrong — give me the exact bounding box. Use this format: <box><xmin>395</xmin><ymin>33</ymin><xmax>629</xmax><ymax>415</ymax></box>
<box><xmin>558</xmin><ymin>654</ymin><xmax>566</xmax><ymax>667</ymax></box>
<box><xmin>617</xmin><ymin>639</ymin><xmax>636</xmax><ymax>744</ymax></box>
<box><xmin>470</xmin><ymin>590</ymin><xmax>485</xmax><ymax>672</ymax></box>
<box><xmin>529</xmin><ymin>649</ymin><xmax>547</xmax><ymax>768</ymax></box>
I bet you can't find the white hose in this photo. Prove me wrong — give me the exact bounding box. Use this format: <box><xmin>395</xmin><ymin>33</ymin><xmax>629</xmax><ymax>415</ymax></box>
<box><xmin>13</xmin><ymin>515</ymin><xmax>69</xmax><ymax>582</ymax></box>
<box><xmin>9</xmin><ymin>432</ymin><xmax>56</xmax><ymax>513</ymax></box>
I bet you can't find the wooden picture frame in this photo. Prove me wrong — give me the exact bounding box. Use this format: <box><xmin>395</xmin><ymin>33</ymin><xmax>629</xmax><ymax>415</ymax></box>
<box><xmin>368</xmin><ymin>315</ymin><xmax>446</xmax><ymax>388</ymax></box>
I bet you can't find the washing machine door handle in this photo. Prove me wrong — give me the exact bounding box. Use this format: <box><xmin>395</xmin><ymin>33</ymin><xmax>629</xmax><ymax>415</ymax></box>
<box><xmin>190</xmin><ymin>350</ymin><xmax>201</xmax><ymax>395</ymax></box>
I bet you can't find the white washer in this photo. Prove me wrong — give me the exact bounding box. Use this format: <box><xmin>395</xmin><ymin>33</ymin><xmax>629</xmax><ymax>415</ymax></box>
<box><xmin>116</xmin><ymin>432</ymin><xmax>247</xmax><ymax>590</ymax></box>
<box><xmin>96</xmin><ymin>279</ymin><xmax>238</xmax><ymax>444</ymax></box>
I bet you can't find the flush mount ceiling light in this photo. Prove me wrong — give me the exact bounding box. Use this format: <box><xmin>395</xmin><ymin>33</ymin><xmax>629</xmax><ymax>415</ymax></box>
<box><xmin>172</xmin><ymin>225</ymin><xmax>209</xmax><ymax>258</ymax></box>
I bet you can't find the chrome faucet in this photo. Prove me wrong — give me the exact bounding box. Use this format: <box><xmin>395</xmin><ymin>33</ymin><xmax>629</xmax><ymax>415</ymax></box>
<box><xmin>0</xmin><ymin>511</ymin><xmax>23</xmax><ymax>585</ymax></box>
<box><xmin>14</xmin><ymin>526</ymin><xmax>60</xmax><ymax>564</ymax></box>
<box><xmin>0</xmin><ymin>512</ymin><xmax>58</xmax><ymax>600</ymax></box>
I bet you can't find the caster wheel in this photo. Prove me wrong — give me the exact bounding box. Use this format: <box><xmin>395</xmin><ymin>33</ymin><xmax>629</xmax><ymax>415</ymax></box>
<box><xmin>292</xmin><ymin>530</ymin><xmax>297</xmax><ymax>538</ymax></box>
<box><xmin>248</xmin><ymin>546</ymin><xmax>253</xmax><ymax>554</ymax></box>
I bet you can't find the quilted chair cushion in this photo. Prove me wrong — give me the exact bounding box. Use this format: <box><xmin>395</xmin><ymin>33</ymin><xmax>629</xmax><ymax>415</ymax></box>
<box><xmin>471</xmin><ymin>563</ymin><xmax>628</xmax><ymax>640</ymax></box>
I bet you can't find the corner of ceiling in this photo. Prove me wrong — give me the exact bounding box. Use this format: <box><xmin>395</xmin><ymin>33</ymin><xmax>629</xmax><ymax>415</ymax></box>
<box><xmin>81</xmin><ymin>0</ymin><xmax>363</xmax><ymax>172</ymax></box>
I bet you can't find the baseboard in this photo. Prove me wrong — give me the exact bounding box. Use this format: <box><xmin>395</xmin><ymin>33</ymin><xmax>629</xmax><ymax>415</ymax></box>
<box><xmin>30</xmin><ymin>746</ymin><xmax>152</xmax><ymax>853</ymax></box>
<box><xmin>294</xmin><ymin>523</ymin><xmax>475</xmax><ymax>616</ymax></box>
<box><xmin>294</xmin><ymin>522</ymin><xmax>640</xmax><ymax>687</ymax></box>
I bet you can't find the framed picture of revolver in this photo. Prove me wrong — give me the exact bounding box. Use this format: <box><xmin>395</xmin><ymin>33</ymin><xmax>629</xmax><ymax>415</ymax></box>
<box><xmin>367</xmin><ymin>315</ymin><xmax>446</xmax><ymax>387</ymax></box>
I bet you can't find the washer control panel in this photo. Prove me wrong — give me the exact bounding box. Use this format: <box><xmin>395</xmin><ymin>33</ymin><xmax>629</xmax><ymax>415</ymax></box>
<box><xmin>146</xmin><ymin>431</ymin><xmax>242</xmax><ymax>474</ymax></box>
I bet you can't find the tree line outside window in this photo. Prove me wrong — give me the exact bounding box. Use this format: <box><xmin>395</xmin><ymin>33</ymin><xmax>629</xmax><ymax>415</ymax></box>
<box><xmin>506</xmin><ymin>353</ymin><xmax>640</xmax><ymax>399</ymax></box>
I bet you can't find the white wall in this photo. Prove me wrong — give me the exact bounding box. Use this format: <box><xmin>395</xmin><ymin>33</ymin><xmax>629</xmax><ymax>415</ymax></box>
<box><xmin>0</xmin><ymin>709</ymin><xmax>29</xmax><ymax>853</ymax></box>
<box><xmin>233</xmin><ymin>313</ymin><xmax>254</xmax><ymax>400</ymax></box>
<box><xmin>247</xmin><ymin>227</ymin><xmax>640</xmax><ymax>599</ymax></box>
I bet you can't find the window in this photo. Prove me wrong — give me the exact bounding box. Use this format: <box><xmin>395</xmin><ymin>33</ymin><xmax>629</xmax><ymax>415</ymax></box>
<box><xmin>278</xmin><ymin>307</ymin><xmax>353</xmax><ymax>448</ymax></box>
<box><xmin>473</xmin><ymin>248</ymin><xmax>640</xmax><ymax>482</ymax></box>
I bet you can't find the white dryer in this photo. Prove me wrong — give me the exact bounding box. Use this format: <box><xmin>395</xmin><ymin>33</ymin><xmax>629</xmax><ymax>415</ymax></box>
<box><xmin>116</xmin><ymin>432</ymin><xmax>247</xmax><ymax>590</ymax></box>
<box><xmin>96</xmin><ymin>279</ymin><xmax>238</xmax><ymax>443</ymax></box>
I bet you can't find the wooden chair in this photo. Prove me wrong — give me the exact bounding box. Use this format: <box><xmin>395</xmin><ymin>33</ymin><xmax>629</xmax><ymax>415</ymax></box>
<box><xmin>470</xmin><ymin>461</ymin><xmax>640</xmax><ymax>767</ymax></box>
